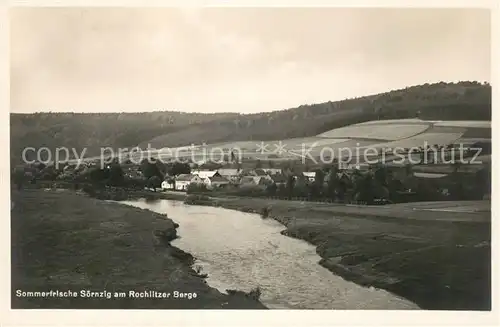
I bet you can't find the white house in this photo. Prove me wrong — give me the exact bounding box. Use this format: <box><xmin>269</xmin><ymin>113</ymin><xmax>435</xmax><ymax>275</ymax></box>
<box><xmin>161</xmin><ymin>179</ymin><xmax>175</xmax><ymax>190</ymax></box>
<box><xmin>217</xmin><ymin>168</ymin><xmax>241</xmax><ymax>182</ymax></box>
<box><xmin>174</xmin><ymin>174</ymin><xmax>204</xmax><ymax>191</ymax></box>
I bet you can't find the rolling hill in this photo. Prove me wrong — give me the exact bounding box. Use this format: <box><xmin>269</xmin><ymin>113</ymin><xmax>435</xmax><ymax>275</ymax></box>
<box><xmin>145</xmin><ymin>118</ymin><xmax>490</xmax><ymax>166</ymax></box>
<box><xmin>10</xmin><ymin>81</ymin><xmax>491</xmax><ymax>163</ymax></box>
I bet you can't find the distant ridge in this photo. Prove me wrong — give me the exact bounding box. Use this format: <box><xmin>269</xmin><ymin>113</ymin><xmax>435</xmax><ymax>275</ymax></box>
<box><xmin>10</xmin><ymin>81</ymin><xmax>491</xmax><ymax>162</ymax></box>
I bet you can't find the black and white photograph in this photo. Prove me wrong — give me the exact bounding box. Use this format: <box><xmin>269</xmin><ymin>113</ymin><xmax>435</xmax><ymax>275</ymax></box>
<box><xmin>5</xmin><ymin>3</ymin><xmax>496</xmax><ymax>324</ymax></box>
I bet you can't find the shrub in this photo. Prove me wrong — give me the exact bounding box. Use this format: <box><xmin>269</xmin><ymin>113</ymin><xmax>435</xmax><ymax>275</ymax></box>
<box><xmin>248</xmin><ymin>287</ymin><xmax>262</xmax><ymax>301</ymax></box>
<box><xmin>260</xmin><ymin>206</ymin><xmax>271</xmax><ymax>218</ymax></box>
<box><xmin>186</xmin><ymin>183</ymin><xmax>208</xmax><ymax>194</ymax></box>
<box><xmin>184</xmin><ymin>194</ymin><xmax>212</xmax><ymax>205</ymax></box>
<box><xmin>82</xmin><ymin>184</ymin><xmax>97</xmax><ymax>197</ymax></box>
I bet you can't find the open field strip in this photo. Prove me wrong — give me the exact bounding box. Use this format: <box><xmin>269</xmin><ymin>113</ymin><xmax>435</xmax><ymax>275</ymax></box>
<box><xmin>317</xmin><ymin>124</ymin><xmax>430</xmax><ymax>140</ymax></box>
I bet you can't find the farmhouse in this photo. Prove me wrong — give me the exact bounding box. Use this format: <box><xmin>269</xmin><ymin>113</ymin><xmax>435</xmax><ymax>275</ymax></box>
<box><xmin>205</xmin><ymin>175</ymin><xmax>230</xmax><ymax>189</ymax></box>
<box><xmin>217</xmin><ymin>168</ymin><xmax>241</xmax><ymax>182</ymax></box>
<box><xmin>240</xmin><ymin>175</ymin><xmax>269</xmax><ymax>187</ymax></box>
<box><xmin>161</xmin><ymin>179</ymin><xmax>174</xmax><ymax>190</ymax></box>
<box><xmin>239</xmin><ymin>176</ymin><xmax>256</xmax><ymax>187</ymax></box>
<box><xmin>174</xmin><ymin>174</ymin><xmax>204</xmax><ymax>191</ymax></box>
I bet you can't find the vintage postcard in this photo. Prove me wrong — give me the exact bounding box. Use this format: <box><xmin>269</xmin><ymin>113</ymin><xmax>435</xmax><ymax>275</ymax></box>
<box><xmin>3</xmin><ymin>1</ymin><xmax>498</xmax><ymax>326</ymax></box>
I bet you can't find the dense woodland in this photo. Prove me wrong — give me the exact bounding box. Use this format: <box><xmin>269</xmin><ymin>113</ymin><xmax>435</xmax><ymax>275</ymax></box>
<box><xmin>11</xmin><ymin>81</ymin><xmax>491</xmax><ymax>163</ymax></box>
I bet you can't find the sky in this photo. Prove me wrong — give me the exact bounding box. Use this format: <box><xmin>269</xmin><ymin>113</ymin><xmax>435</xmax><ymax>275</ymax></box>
<box><xmin>10</xmin><ymin>7</ymin><xmax>491</xmax><ymax>114</ymax></box>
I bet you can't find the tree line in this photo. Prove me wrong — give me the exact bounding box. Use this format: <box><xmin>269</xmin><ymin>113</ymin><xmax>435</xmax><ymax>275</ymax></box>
<box><xmin>11</xmin><ymin>159</ymin><xmax>192</xmax><ymax>193</ymax></box>
<box><xmin>201</xmin><ymin>163</ymin><xmax>491</xmax><ymax>204</ymax></box>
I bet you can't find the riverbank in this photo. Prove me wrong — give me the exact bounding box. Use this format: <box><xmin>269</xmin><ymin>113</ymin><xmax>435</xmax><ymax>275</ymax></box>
<box><xmin>176</xmin><ymin>192</ymin><xmax>491</xmax><ymax>310</ymax></box>
<box><xmin>11</xmin><ymin>189</ymin><xmax>266</xmax><ymax>309</ymax></box>
<box><xmin>28</xmin><ymin>181</ymin><xmax>187</xmax><ymax>202</ymax></box>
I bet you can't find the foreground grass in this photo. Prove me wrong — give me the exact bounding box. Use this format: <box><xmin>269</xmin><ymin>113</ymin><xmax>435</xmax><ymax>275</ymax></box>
<box><xmin>11</xmin><ymin>189</ymin><xmax>266</xmax><ymax>309</ymax></box>
<box><xmin>182</xmin><ymin>194</ymin><xmax>491</xmax><ymax>310</ymax></box>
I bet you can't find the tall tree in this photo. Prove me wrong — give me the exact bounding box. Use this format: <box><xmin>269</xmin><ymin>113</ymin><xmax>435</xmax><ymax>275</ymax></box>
<box><xmin>140</xmin><ymin>159</ymin><xmax>163</xmax><ymax>179</ymax></box>
<box><xmin>266</xmin><ymin>182</ymin><xmax>277</xmax><ymax>196</ymax></box>
<box><xmin>374</xmin><ymin>165</ymin><xmax>388</xmax><ymax>187</ymax></box>
<box><xmin>312</xmin><ymin>169</ymin><xmax>325</xmax><ymax>198</ymax></box>
<box><xmin>169</xmin><ymin>162</ymin><xmax>191</xmax><ymax>176</ymax></box>
<box><xmin>286</xmin><ymin>174</ymin><xmax>295</xmax><ymax>199</ymax></box>
<box><xmin>354</xmin><ymin>173</ymin><xmax>375</xmax><ymax>203</ymax></box>
<box><xmin>326</xmin><ymin>167</ymin><xmax>339</xmax><ymax>199</ymax></box>
<box><xmin>452</xmin><ymin>161</ymin><xmax>462</xmax><ymax>174</ymax></box>
<box><xmin>336</xmin><ymin>174</ymin><xmax>348</xmax><ymax>202</ymax></box>
<box><xmin>147</xmin><ymin>176</ymin><xmax>162</xmax><ymax>192</ymax></box>
<box><xmin>108</xmin><ymin>163</ymin><xmax>125</xmax><ymax>186</ymax></box>
<box><xmin>89</xmin><ymin>167</ymin><xmax>111</xmax><ymax>185</ymax></box>
<box><xmin>475</xmin><ymin>166</ymin><xmax>491</xmax><ymax>198</ymax></box>
<box><xmin>12</xmin><ymin>168</ymin><xmax>25</xmax><ymax>191</ymax></box>
<box><xmin>404</xmin><ymin>163</ymin><xmax>413</xmax><ymax>176</ymax></box>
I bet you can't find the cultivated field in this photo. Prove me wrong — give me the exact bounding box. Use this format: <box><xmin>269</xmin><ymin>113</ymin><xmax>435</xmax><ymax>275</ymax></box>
<box><xmin>194</xmin><ymin>119</ymin><xmax>490</xmax><ymax>161</ymax></box>
<box><xmin>317</xmin><ymin>123</ymin><xmax>431</xmax><ymax>140</ymax></box>
<box><xmin>73</xmin><ymin>118</ymin><xmax>491</xmax><ymax>164</ymax></box>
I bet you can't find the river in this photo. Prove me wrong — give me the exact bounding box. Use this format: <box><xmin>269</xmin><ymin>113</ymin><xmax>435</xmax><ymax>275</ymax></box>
<box><xmin>121</xmin><ymin>198</ymin><xmax>419</xmax><ymax>309</ymax></box>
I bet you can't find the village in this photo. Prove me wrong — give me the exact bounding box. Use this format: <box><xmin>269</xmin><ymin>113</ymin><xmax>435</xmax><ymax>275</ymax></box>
<box><xmin>12</xmin><ymin>138</ymin><xmax>491</xmax><ymax>205</ymax></box>
<box><xmin>135</xmin><ymin>146</ymin><xmax>490</xmax><ymax>204</ymax></box>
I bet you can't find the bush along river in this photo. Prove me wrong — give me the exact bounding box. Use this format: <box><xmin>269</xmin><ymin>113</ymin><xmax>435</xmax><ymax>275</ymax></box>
<box><xmin>120</xmin><ymin>198</ymin><xmax>419</xmax><ymax>309</ymax></box>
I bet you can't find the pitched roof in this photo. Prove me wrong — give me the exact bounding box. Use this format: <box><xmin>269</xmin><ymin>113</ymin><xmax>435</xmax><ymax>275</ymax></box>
<box><xmin>240</xmin><ymin>176</ymin><xmax>256</xmax><ymax>184</ymax></box>
<box><xmin>256</xmin><ymin>176</ymin><xmax>270</xmax><ymax>184</ymax></box>
<box><xmin>217</xmin><ymin>169</ymin><xmax>240</xmax><ymax>176</ymax></box>
<box><xmin>254</xmin><ymin>169</ymin><xmax>267</xmax><ymax>176</ymax></box>
<box><xmin>334</xmin><ymin>171</ymin><xmax>349</xmax><ymax>179</ymax></box>
<box><xmin>176</xmin><ymin>174</ymin><xmax>194</xmax><ymax>181</ymax></box>
<box><xmin>210</xmin><ymin>175</ymin><xmax>229</xmax><ymax>182</ymax></box>
<box><xmin>191</xmin><ymin>170</ymin><xmax>218</xmax><ymax>179</ymax></box>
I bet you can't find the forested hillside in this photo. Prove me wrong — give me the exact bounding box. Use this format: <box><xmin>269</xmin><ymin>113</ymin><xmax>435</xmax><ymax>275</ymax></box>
<box><xmin>10</xmin><ymin>111</ymin><xmax>237</xmax><ymax>162</ymax></box>
<box><xmin>11</xmin><ymin>81</ymin><xmax>491</xmax><ymax>162</ymax></box>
